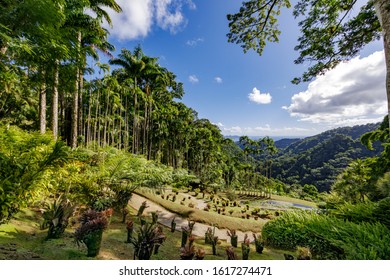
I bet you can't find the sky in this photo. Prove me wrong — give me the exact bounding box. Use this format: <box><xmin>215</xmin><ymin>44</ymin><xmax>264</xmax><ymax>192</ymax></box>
<box><xmin>93</xmin><ymin>0</ymin><xmax>387</xmax><ymax>138</ymax></box>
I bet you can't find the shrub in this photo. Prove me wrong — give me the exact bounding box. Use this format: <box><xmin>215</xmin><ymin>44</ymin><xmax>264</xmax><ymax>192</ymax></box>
<box><xmin>372</xmin><ymin>197</ymin><xmax>390</xmax><ymax>229</ymax></box>
<box><xmin>0</xmin><ymin>125</ymin><xmax>68</xmax><ymax>224</ymax></box>
<box><xmin>226</xmin><ymin>190</ymin><xmax>237</xmax><ymax>201</ymax></box>
<box><xmin>332</xmin><ymin>201</ymin><xmax>376</xmax><ymax>224</ymax></box>
<box><xmin>262</xmin><ymin>211</ymin><xmax>390</xmax><ymax>259</ymax></box>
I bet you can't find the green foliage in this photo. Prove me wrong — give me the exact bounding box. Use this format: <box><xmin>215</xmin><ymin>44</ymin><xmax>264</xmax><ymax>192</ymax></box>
<box><xmin>292</xmin><ymin>0</ymin><xmax>381</xmax><ymax>83</ymax></box>
<box><xmin>271</xmin><ymin>123</ymin><xmax>382</xmax><ymax>192</ymax></box>
<box><xmin>227</xmin><ymin>0</ymin><xmax>292</xmax><ymax>55</ymax></box>
<box><xmin>226</xmin><ymin>0</ymin><xmax>381</xmax><ymax>84</ymax></box>
<box><xmin>262</xmin><ymin>210</ymin><xmax>390</xmax><ymax>259</ymax></box>
<box><xmin>262</xmin><ymin>211</ymin><xmax>341</xmax><ymax>259</ymax></box>
<box><xmin>41</xmin><ymin>196</ymin><xmax>74</xmax><ymax>239</ymax></box>
<box><xmin>377</xmin><ymin>172</ymin><xmax>390</xmax><ymax>198</ymax></box>
<box><xmin>331</xmin><ymin>201</ymin><xmax>376</xmax><ymax>224</ymax></box>
<box><xmin>128</xmin><ymin>213</ymin><xmax>166</xmax><ymax>260</ymax></box>
<box><xmin>0</xmin><ymin>125</ymin><xmax>68</xmax><ymax>224</ymax></box>
<box><xmin>372</xmin><ymin>197</ymin><xmax>390</xmax><ymax>229</ymax></box>
<box><xmin>332</xmin><ymin>159</ymin><xmax>373</xmax><ymax>203</ymax></box>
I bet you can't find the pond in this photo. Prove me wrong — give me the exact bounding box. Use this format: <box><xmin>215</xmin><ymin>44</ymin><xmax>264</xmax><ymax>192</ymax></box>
<box><xmin>250</xmin><ymin>200</ymin><xmax>314</xmax><ymax>210</ymax></box>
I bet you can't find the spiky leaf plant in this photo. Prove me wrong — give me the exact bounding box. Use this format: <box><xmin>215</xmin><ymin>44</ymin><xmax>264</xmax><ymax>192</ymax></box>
<box><xmin>241</xmin><ymin>234</ymin><xmax>250</xmax><ymax>260</ymax></box>
<box><xmin>128</xmin><ymin>213</ymin><xmax>166</xmax><ymax>260</ymax></box>
<box><xmin>253</xmin><ymin>233</ymin><xmax>264</xmax><ymax>254</ymax></box>
<box><xmin>227</xmin><ymin>229</ymin><xmax>238</xmax><ymax>247</ymax></box>
<box><xmin>41</xmin><ymin>196</ymin><xmax>74</xmax><ymax>240</ymax></box>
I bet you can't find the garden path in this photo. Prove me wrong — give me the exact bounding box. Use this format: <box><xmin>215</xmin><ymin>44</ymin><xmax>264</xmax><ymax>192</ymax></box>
<box><xmin>128</xmin><ymin>193</ymin><xmax>256</xmax><ymax>242</ymax></box>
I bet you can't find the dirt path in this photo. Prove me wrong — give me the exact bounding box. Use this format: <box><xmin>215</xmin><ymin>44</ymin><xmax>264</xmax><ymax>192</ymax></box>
<box><xmin>128</xmin><ymin>193</ymin><xmax>255</xmax><ymax>242</ymax></box>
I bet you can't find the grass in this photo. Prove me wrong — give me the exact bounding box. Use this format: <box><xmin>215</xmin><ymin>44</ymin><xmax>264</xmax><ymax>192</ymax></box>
<box><xmin>0</xmin><ymin>207</ymin><xmax>294</xmax><ymax>260</ymax></box>
<box><xmin>136</xmin><ymin>189</ymin><xmax>266</xmax><ymax>232</ymax></box>
<box><xmin>135</xmin><ymin>188</ymin><xmax>317</xmax><ymax>232</ymax></box>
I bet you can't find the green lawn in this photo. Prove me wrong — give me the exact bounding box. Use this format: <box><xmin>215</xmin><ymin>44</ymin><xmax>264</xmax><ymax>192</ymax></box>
<box><xmin>0</xmin><ymin>208</ymin><xmax>294</xmax><ymax>260</ymax></box>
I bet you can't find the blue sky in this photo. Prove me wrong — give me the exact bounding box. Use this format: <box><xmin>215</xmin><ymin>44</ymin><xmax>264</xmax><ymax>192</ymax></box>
<box><xmin>95</xmin><ymin>0</ymin><xmax>386</xmax><ymax>137</ymax></box>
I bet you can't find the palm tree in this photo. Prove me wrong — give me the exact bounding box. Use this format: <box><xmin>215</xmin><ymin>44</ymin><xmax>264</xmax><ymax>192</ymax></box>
<box><xmin>64</xmin><ymin>0</ymin><xmax>121</xmax><ymax>148</ymax></box>
<box><xmin>110</xmin><ymin>46</ymin><xmax>159</xmax><ymax>154</ymax></box>
<box><xmin>262</xmin><ymin>136</ymin><xmax>278</xmax><ymax>198</ymax></box>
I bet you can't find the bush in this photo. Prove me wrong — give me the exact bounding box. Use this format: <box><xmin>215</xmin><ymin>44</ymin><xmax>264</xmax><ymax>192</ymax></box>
<box><xmin>262</xmin><ymin>211</ymin><xmax>390</xmax><ymax>259</ymax></box>
<box><xmin>0</xmin><ymin>125</ymin><xmax>68</xmax><ymax>224</ymax></box>
<box><xmin>372</xmin><ymin>197</ymin><xmax>390</xmax><ymax>229</ymax></box>
<box><xmin>331</xmin><ymin>201</ymin><xmax>376</xmax><ymax>224</ymax></box>
<box><xmin>226</xmin><ymin>190</ymin><xmax>237</xmax><ymax>201</ymax></box>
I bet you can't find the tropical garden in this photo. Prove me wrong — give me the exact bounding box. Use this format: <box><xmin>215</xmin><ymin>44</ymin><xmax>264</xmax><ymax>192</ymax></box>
<box><xmin>0</xmin><ymin>0</ymin><xmax>390</xmax><ymax>260</ymax></box>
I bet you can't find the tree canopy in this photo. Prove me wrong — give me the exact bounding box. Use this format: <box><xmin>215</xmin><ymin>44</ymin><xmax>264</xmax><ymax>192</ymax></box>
<box><xmin>227</xmin><ymin>0</ymin><xmax>390</xmax><ymax>131</ymax></box>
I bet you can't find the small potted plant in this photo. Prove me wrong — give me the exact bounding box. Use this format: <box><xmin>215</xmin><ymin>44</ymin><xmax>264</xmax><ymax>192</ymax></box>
<box><xmin>241</xmin><ymin>234</ymin><xmax>250</xmax><ymax>260</ymax></box>
<box><xmin>125</xmin><ymin>220</ymin><xmax>134</xmax><ymax>243</ymax></box>
<box><xmin>205</xmin><ymin>227</ymin><xmax>213</xmax><ymax>244</ymax></box>
<box><xmin>129</xmin><ymin>213</ymin><xmax>166</xmax><ymax>260</ymax></box>
<box><xmin>195</xmin><ymin>248</ymin><xmax>206</xmax><ymax>260</ymax></box>
<box><xmin>171</xmin><ymin>217</ymin><xmax>176</xmax><ymax>233</ymax></box>
<box><xmin>227</xmin><ymin>229</ymin><xmax>238</xmax><ymax>247</ymax></box>
<box><xmin>253</xmin><ymin>233</ymin><xmax>264</xmax><ymax>254</ymax></box>
<box><xmin>74</xmin><ymin>209</ymin><xmax>108</xmax><ymax>257</ymax></box>
<box><xmin>180</xmin><ymin>235</ymin><xmax>196</xmax><ymax>260</ymax></box>
<box><xmin>226</xmin><ymin>246</ymin><xmax>238</xmax><ymax>260</ymax></box>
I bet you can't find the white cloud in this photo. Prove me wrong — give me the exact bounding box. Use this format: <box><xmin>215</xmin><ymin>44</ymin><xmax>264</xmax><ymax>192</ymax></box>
<box><xmin>283</xmin><ymin>51</ymin><xmax>387</xmax><ymax>126</ymax></box>
<box><xmin>186</xmin><ymin>37</ymin><xmax>204</xmax><ymax>47</ymax></box>
<box><xmin>155</xmin><ymin>0</ymin><xmax>186</xmax><ymax>33</ymax></box>
<box><xmin>216</xmin><ymin>123</ymin><xmax>317</xmax><ymax>137</ymax></box>
<box><xmin>188</xmin><ymin>75</ymin><xmax>199</xmax><ymax>84</ymax></box>
<box><xmin>214</xmin><ymin>77</ymin><xmax>223</xmax><ymax>84</ymax></box>
<box><xmin>102</xmin><ymin>0</ymin><xmax>194</xmax><ymax>40</ymax></box>
<box><xmin>248</xmin><ymin>88</ymin><xmax>272</xmax><ymax>104</ymax></box>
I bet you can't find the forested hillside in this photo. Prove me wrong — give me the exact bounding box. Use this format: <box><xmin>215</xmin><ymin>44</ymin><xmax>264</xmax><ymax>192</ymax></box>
<box><xmin>271</xmin><ymin>123</ymin><xmax>383</xmax><ymax>192</ymax></box>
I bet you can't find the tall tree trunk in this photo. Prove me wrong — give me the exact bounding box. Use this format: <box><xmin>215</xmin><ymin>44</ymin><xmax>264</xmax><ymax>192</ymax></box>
<box><xmin>78</xmin><ymin>68</ymin><xmax>84</xmax><ymax>140</ymax></box>
<box><xmin>86</xmin><ymin>86</ymin><xmax>92</xmax><ymax>146</ymax></box>
<box><xmin>71</xmin><ymin>31</ymin><xmax>82</xmax><ymax>148</ymax></box>
<box><xmin>39</xmin><ymin>68</ymin><xmax>46</xmax><ymax>134</ymax></box>
<box><xmin>52</xmin><ymin>59</ymin><xmax>59</xmax><ymax>140</ymax></box>
<box><xmin>93</xmin><ymin>89</ymin><xmax>100</xmax><ymax>148</ymax></box>
<box><xmin>375</xmin><ymin>0</ymin><xmax>390</xmax><ymax>132</ymax></box>
<box><xmin>133</xmin><ymin>80</ymin><xmax>138</xmax><ymax>154</ymax></box>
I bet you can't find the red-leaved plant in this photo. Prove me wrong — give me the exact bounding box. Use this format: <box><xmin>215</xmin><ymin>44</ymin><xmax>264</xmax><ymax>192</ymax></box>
<box><xmin>74</xmin><ymin>209</ymin><xmax>108</xmax><ymax>257</ymax></box>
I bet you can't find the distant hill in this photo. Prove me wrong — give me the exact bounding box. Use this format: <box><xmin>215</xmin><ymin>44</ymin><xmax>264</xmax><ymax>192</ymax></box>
<box><xmin>270</xmin><ymin>123</ymin><xmax>383</xmax><ymax>192</ymax></box>
<box><xmin>274</xmin><ymin>138</ymin><xmax>300</xmax><ymax>150</ymax></box>
<box><xmin>224</xmin><ymin>135</ymin><xmax>303</xmax><ymax>143</ymax></box>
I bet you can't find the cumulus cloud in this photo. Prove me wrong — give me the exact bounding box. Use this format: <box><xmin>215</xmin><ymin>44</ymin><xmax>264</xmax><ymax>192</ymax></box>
<box><xmin>186</xmin><ymin>37</ymin><xmax>204</xmax><ymax>47</ymax></box>
<box><xmin>248</xmin><ymin>88</ymin><xmax>272</xmax><ymax>104</ymax></box>
<box><xmin>102</xmin><ymin>0</ymin><xmax>194</xmax><ymax>40</ymax></box>
<box><xmin>283</xmin><ymin>51</ymin><xmax>387</xmax><ymax>126</ymax></box>
<box><xmin>214</xmin><ymin>77</ymin><xmax>223</xmax><ymax>84</ymax></box>
<box><xmin>188</xmin><ymin>75</ymin><xmax>199</xmax><ymax>84</ymax></box>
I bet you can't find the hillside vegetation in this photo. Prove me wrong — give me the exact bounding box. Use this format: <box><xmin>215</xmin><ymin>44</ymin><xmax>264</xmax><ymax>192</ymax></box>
<box><xmin>270</xmin><ymin>123</ymin><xmax>383</xmax><ymax>192</ymax></box>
